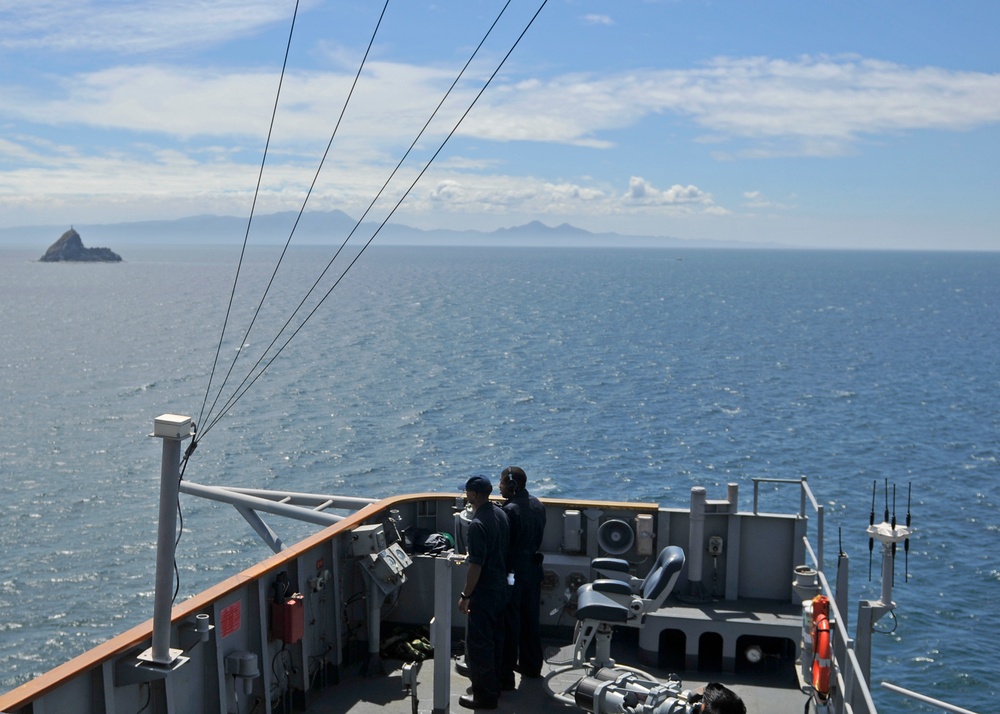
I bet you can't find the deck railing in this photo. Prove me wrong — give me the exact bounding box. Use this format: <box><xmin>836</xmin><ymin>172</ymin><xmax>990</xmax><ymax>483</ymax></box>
<box><xmin>752</xmin><ymin>476</ymin><xmax>877</xmax><ymax>714</ymax></box>
<box><xmin>880</xmin><ymin>682</ymin><xmax>980</xmax><ymax>714</ymax></box>
<box><xmin>751</xmin><ymin>475</ymin><xmax>824</xmax><ymax>568</ymax></box>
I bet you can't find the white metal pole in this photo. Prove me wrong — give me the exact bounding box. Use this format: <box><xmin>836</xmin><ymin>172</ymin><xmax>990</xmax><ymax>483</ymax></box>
<box><xmin>147</xmin><ymin>414</ymin><xmax>192</xmax><ymax>666</ymax></box>
<box><xmin>688</xmin><ymin>487</ymin><xmax>706</xmax><ymax>598</ymax></box>
<box><xmin>432</xmin><ymin>555</ymin><xmax>456</xmax><ymax>714</ymax></box>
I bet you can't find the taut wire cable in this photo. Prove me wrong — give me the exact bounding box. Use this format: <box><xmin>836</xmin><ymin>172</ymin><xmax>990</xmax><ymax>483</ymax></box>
<box><xmin>196</xmin><ymin>1</ymin><xmax>549</xmax><ymax>443</ymax></box>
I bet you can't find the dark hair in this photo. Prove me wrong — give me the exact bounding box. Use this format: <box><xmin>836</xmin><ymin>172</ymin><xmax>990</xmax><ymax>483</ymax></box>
<box><xmin>501</xmin><ymin>466</ymin><xmax>527</xmax><ymax>490</ymax></box>
<box><xmin>699</xmin><ymin>683</ymin><xmax>746</xmax><ymax>714</ymax></box>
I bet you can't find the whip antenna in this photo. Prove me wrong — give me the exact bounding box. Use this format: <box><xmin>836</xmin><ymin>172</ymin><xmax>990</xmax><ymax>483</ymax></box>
<box><xmin>868</xmin><ymin>480</ymin><xmax>875</xmax><ymax>579</ymax></box>
<box><xmin>904</xmin><ymin>482</ymin><xmax>912</xmax><ymax>582</ymax></box>
<box><xmin>883</xmin><ymin>478</ymin><xmax>889</xmax><ymax>523</ymax></box>
<box><xmin>891</xmin><ymin>483</ymin><xmax>897</xmax><ymax>586</ymax></box>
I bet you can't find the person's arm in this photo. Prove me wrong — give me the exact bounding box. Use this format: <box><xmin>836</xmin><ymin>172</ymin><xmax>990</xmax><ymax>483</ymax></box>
<box><xmin>460</xmin><ymin>516</ymin><xmax>485</xmax><ymax>613</ymax></box>
<box><xmin>459</xmin><ymin>563</ymin><xmax>482</xmax><ymax>614</ymax></box>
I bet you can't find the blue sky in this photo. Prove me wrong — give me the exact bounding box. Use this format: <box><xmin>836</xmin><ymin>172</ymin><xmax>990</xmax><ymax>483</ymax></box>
<box><xmin>1</xmin><ymin>0</ymin><xmax>998</xmax><ymax>250</ymax></box>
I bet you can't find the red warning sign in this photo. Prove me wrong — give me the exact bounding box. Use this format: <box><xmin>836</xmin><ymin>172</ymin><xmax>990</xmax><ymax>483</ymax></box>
<box><xmin>220</xmin><ymin>601</ymin><xmax>241</xmax><ymax>637</ymax></box>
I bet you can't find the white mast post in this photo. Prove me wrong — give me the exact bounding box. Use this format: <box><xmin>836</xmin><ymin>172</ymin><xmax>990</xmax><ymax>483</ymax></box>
<box><xmin>141</xmin><ymin>413</ymin><xmax>193</xmax><ymax>667</ymax></box>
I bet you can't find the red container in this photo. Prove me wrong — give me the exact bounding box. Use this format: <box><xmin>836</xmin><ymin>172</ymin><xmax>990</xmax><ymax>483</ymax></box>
<box><xmin>271</xmin><ymin>594</ymin><xmax>304</xmax><ymax>644</ymax></box>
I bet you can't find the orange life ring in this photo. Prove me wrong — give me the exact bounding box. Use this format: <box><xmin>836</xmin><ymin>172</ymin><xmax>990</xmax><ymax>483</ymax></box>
<box><xmin>811</xmin><ymin>597</ymin><xmax>832</xmax><ymax>699</ymax></box>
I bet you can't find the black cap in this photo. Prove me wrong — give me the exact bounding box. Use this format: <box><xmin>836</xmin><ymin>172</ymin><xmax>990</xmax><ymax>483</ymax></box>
<box><xmin>464</xmin><ymin>475</ymin><xmax>493</xmax><ymax>495</ymax></box>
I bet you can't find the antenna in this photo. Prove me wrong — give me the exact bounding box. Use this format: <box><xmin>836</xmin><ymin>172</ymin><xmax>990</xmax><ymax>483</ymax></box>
<box><xmin>868</xmin><ymin>481</ymin><xmax>876</xmax><ymax>580</ymax></box>
<box><xmin>866</xmin><ymin>479</ymin><xmax>913</xmax><ymax>609</ymax></box>
<box><xmin>891</xmin><ymin>483</ymin><xmax>897</xmax><ymax>586</ymax></box>
<box><xmin>883</xmin><ymin>478</ymin><xmax>889</xmax><ymax>523</ymax></box>
<box><xmin>904</xmin><ymin>482</ymin><xmax>912</xmax><ymax>583</ymax></box>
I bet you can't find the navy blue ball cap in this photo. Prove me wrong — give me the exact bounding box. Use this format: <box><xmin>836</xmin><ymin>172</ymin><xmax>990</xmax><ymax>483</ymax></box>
<box><xmin>464</xmin><ymin>475</ymin><xmax>493</xmax><ymax>494</ymax></box>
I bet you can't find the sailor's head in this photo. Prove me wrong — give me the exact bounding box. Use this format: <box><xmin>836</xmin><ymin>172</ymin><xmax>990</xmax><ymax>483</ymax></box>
<box><xmin>499</xmin><ymin>466</ymin><xmax>526</xmax><ymax>497</ymax></box>
<box><xmin>464</xmin><ymin>475</ymin><xmax>493</xmax><ymax>499</ymax></box>
<box><xmin>691</xmin><ymin>683</ymin><xmax>746</xmax><ymax>714</ymax></box>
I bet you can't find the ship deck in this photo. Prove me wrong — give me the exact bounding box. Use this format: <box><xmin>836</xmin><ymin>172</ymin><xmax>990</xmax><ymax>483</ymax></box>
<box><xmin>306</xmin><ymin>632</ymin><xmax>807</xmax><ymax>714</ymax></box>
<box><xmin>0</xmin><ymin>485</ymin><xmax>865</xmax><ymax>714</ymax></box>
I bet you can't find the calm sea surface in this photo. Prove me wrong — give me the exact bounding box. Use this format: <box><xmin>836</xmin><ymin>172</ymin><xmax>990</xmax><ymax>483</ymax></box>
<box><xmin>1</xmin><ymin>245</ymin><xmax>997</xmax><ymax>711</ymax></box>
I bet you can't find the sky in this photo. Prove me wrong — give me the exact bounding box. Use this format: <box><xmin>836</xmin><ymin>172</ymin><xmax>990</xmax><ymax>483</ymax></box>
<box><xmin>1</xmin><ymin>0</ymin><xmax>999</xmax><ymax>250</ymax></box>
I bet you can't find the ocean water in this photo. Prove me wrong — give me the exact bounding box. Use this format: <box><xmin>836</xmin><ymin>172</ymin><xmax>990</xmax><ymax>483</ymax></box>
<box><xmin>0</xmin><ymin>244</ymin><xmax>997</xmax><ymax>712</ymax></box>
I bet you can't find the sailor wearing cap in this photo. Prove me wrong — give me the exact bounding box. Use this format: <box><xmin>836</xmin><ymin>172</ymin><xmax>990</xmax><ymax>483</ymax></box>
<box><xmin>458</xmin><ymin>475</ymin><xmax>510</xmax><ymax>710</ymax></box>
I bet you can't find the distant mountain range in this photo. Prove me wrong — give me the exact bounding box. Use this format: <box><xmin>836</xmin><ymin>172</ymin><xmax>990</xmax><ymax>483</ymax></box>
<box><xmin>0</xmin><ymin>210</ymin><xmax>776</xmax><ymax>250</ymax></box>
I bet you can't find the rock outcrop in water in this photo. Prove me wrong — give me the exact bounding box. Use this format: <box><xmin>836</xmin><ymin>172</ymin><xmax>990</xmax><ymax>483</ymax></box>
<box><xmin>40</xmin><ymin>228</ymin><xmax>122</xmax><ymax>262</ymax></box>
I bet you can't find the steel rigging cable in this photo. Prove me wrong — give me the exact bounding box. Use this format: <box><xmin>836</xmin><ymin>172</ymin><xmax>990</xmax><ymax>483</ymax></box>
<box><xmin>194</xmin><ymin>1</ymin><xmax>550</xmax><ymax>446</ymax></box>
<box><xmin>197</xmin><ymin>0</ymin><xmax>305</xmax><ymax>441</ymax></box>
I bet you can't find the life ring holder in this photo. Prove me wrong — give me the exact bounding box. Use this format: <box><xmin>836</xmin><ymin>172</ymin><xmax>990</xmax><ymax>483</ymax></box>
<box><xmin>811</xmin><ymin>595</ymin><xmax>832</xmax><ymax>700</ymax></box>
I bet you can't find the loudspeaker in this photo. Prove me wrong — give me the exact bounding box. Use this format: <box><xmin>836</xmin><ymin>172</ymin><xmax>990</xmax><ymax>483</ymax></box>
<box><xmin>597</xmin><ymin>519</ymin><xmax>635</xmax><ymax>555</ymax></box>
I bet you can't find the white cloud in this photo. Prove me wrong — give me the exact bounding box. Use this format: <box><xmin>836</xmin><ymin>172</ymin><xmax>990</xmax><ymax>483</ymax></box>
<box><xmin>0</xmin><ymin>137</ymin><xmax>46</xmax><ymax>162</ymax></box>
<box><xmin>404</xmin><ymin>174</ymin><xmax>717</xmax><ymax>227</ymax></box>
<box><xmin>4</xmin><ymin>59</ymin><xmax>562</xmax><ymax>157</ymax></box>
<box><xmin>12</xmin><ymin>48</ymin><xmax>991</xmax><ymax>229</ymax></box>
<box><xmin>624</xmin><ymin>177</ymin><xmax>712</xmax><ymax>206</ymax></box>
<box><xmin>451</xmin><ymin>55</ymin><xmax>1000</xmax><ymax>158</ymax></box>
<box><xmin>0</xmin><ymin>0</ymin><xmax>299</xmax><ymax>53</ymax></box>
<box><xmin>2</xmin><ymin>7</ymin><xmax>998</xmax><ymax>244</ymax></box>
<box><xmin>741</xmin><ymin>190</ymin><xmax>794</xmax><ymax>210</ymax></box>
<box><xmin>6</xmin><ymin>53</ymin><xmax>997</xmax><ymax>158</ymax></box>
<box><xmin>639</xmin><ymin>56</ymin><xmax>1000</xmax><ymax>155</ymax></box>
<box><xmin>428</xmin><ymin>180</ymin><xmax>464</xmax><ymax>202</ymax></box>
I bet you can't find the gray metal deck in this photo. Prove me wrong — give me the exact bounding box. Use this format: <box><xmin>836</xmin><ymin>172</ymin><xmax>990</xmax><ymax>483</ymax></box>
<box><xmin>305</xmin><ymin>637</ymin><xmax>809</xmax><ymax>714</ymax></box>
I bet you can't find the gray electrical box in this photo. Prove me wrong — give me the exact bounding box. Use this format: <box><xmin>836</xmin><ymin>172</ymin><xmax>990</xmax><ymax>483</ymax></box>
<box><xmin>349</xmin><ymin>524</ymin><xmax>386</xmax><ymax>556</ymax></box>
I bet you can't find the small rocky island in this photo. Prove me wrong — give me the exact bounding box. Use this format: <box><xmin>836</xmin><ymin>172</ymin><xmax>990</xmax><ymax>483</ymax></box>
<box><xmin>40</xmin><ymin>228</ymin><xmax>122</xmax><ymax>262</ymax></box>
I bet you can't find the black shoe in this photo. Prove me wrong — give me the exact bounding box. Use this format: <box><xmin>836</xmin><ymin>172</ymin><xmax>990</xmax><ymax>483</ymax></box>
<box><xmin>514</xmin><ymin>665</ymin><xmax>542</xmax><ymax>679</ymax></box>
<box><xmin>459</xmin><ymin>694</ymin><xmax>498</xmax><ymax>710</ymax></box>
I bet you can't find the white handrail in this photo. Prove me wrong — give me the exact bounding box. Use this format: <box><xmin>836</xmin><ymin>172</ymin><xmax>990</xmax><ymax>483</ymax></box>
<box><xmin>881</xmin><ymin>682</ymin><xmax>980</xmax><ymax>714</ymax></box>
